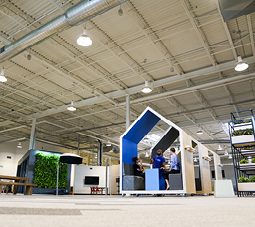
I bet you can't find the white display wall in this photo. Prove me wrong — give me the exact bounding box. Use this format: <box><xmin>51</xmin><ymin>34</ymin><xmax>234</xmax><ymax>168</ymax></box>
<box><xmin>73</xmin><ymin>165</ymin><xmax>120</xmax><ymax>194</ymax></box>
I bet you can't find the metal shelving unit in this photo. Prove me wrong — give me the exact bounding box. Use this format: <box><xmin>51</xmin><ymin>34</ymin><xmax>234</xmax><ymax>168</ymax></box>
<box><xmin>228</xmin><ymin>109</ymin><xmax>255</xmax><ymax>197</ymax></box>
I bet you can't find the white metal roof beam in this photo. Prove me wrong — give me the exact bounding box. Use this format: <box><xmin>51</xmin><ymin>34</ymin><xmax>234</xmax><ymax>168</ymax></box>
<box><xmin>192</xmin><ymin>90</ymin><xmax>218</xmax><ymax>121</ymax></box>
<box><xmin>31</xmin><ymin>57</ymin><xmax>255</xmax><ymax>118</ymax></box>
<box><xmin>187</xmin><ymin>79</ymin><xmax>218</xmax><ymax>121</ymax></box>
<box><xmin>123</xmin><ymin>0</ymin><xmax>183</xmax><ymax>75</ymax></box>
<box><xmin>181</xmin><ymin>0</ymin><xmax>217</xmax><ymax>67</ymax></box>
<box><xmin>50</xmin><ymin>35</ymin><xmax>127</xmax><ymax>92</ymax></box>
<box><xmin>87</xmin><ymin>20</ymin><xmax>154</xmax><ymax>81</ymax></box>
<box><xmin>0</xmin><ymin>36</ymin><xmax>87</xmax><ymax>108</ymax></box>
<box><xmin>214</xmin><ymin>0</ymin><xmax>238</xmax><ymax>61</ymax></box>
<box><xmin>219</xmin><ymin>72</ymin><xmax>239</xmax><ymax>113</ymax></box>
<box><xmin>247</xmin><ymin>14</ymin><xmax>255</xmax><ymax>58</ymax></box>
<box><xmin>164</xmin><ymin>97</ymin><xmax>196</xmax><ymax>124</ymax></box>
<box><xmin>0</xmin><ymin>4</ymin><xmax>125</xmax><ymax>104</ymax></box>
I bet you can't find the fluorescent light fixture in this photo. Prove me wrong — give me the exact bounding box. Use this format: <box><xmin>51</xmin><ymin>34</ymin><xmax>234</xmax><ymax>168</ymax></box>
<box><xmin>0</xmin><ymin>68</ymin><xmax>7</xmax><ymax>82</ymax></box>
<box><xmin>235</xmin><ymin>56</ymin><xmax>249</xmax><ymax>71</ymax></box>
<box><xmin>77</xmin><ymin>29</ymin><xmax>92</xmax><ymax>46</ymax></box>
<box><xmin>106</xmin><ymin>140</ymin><xmax>111</xmax><ymax>146</ymax></box>
<box><xmin>143</xmin><ymin>135</ymin><xmax>149</xmax><ymax>142</ymax></box>
<box><xmin>217</xmin><ymin>144</ymin><xmax>223</xmax><ymax>151</ymax></box>
<box><xmin>67</xmin><ymin>101</ymin><xmax>76</xmax><ymax>111</ymax></box>
<box><xmin>197</xmin><ymin>130</ymin><xmax>203</xmax><ymax>135</ymax></box>
<box><xmin>17</xmin><ymin>142</ymin><xmax>22</xmax><ymax>149</ymax></box>
<box><xmin>141</xmin><ymin>80</ymin><xmax>152</xmax><ymax>93</ymax></box>
<box><xmin>147</xmin><ymin>134</ymin><xmax>160</xmax><ymax>142</ymax></box>
<box><xmin>118</xmin><ymin>7</ymin><xmax>123</xmax><ymax>16</ymax></box>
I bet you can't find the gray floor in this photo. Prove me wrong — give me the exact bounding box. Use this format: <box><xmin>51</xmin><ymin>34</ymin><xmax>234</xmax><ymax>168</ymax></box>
<box><xmin>0</xmin><ymin>194</ymin><xmax>255</xmax><ymax>226</ymax></box>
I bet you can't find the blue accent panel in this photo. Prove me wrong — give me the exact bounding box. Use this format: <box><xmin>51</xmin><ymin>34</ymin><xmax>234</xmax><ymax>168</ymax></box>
<box><xmin>123</xmin><ymin>110</ymin><xmax>160</xmax><ymax>144</ymax></box>
<box><xmin>122</xmin><ymin>138</ymin><xmax>137</xmax><ymax>165</ymax></box>
<box><xmin>145</xmin><ymin>169</ymin><xmax>159</xmax><ymax>190</ymax></box>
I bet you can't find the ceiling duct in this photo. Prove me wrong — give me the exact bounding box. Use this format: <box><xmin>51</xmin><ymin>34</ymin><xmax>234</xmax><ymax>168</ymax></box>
<box><xmin>218</xmin><ymin>0</ymin><xmax>255</xmax><ymax>22</ymax></box>
<box><xmin>0</xmin><ymin>0</ymin><xmax>126</xmax><ymax>63</ymax></box>
<box><xmin>103</xmin><ymin>145</ymin><xmax>119</xmax><ymax>153</ymax></box>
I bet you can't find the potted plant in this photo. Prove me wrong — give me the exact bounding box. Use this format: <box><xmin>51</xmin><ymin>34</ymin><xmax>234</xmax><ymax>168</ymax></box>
<box><xmin>250</xmin><ymin>176</ymin><xmax>255</xmax><ymax>182</ymax></box>
<box><xmin>240</xmin><ymin>159</ymin><xmax>248</xmax><ymax>164</ymax></box>
<box><xmin>231</xmin><ymin>128</ymin><xmax>255</xmax><ymax>145</ymax></box>
<box><xmin>238</xmin><ymin>176</ymin><xmax>255</xmax><ymax>191</ymax></box>
<box><xmin>238</xmin><ymin>176</ymin><xmax>250</xmax><ymax>183</ymax></box>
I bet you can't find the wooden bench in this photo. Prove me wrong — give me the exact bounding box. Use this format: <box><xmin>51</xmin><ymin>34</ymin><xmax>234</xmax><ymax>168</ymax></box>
<box><xmin>0</xmin><ymin>182</ymin><xmax>37</xmax><ymax>195</ymax></box>
<box><xmin>0</xmin><ymin>175</ymin><xmax>37</xmax><ymax>195</ymax></box>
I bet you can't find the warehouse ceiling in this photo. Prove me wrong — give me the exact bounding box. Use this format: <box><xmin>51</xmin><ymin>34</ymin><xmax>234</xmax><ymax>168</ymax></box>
<box><xmin>0</xmin><ymin>0</ymin><xmax>255</xmax><ymax>162</ymax></box>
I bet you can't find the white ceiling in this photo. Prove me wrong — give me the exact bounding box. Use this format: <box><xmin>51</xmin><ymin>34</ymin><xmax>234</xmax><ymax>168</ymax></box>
<box><xmin>0</xmin><ymin>0</ymin><xmax>255</xmax><ymax>161</ymax></box>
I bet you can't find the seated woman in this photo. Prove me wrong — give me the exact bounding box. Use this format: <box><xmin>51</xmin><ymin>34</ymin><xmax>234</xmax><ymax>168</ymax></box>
<box><xmin>132</xmin><ymin>157</ymin><xmax>145</xmax><ymax>178</ymax></box>
<box><xmin>162</xmin><ymin>148</ymin><xmax>181</xmax><ymax>190</ymax></box>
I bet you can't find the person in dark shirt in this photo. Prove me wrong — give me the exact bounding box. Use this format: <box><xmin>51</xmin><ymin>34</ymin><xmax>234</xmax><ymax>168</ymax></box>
<box><xmin>150</xmin><ymin>149</ymin><xmax>166</xmax><ymax>169</ymax></box>
<box><xmin>132</xmin><ymin>157</ymin><xmax>145</xmax><ymax>178</ymax></box>
<box><xmin>163</xmin><ymin>147</ymin><xmax>181</xmax><ymax>190</ymax></box>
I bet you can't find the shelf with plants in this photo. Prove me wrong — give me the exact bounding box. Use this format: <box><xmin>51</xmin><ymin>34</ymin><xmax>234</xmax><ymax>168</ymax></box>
<box><xmin>228</xmin><ymin>109</ymin><xmax>255</xmax><ymax>196</ymax></box>
<box><xmin>238</xmin><ymin>158</ymin><xmax>255</xmax><ymax>171</ymax></box>
<box><xmin>229</xmin><ymin>109</ymin><xmax>255</xmax><ymax>147</ymax></box>
<box><xmin>238</xmin><ymin>176</ymin><xmax>255</xmax><ymax>192</ymax></box>
<box><xmin>238</xmin><ymin>146</ymin><xmax>255</xmax><ymax>156</ymax></box>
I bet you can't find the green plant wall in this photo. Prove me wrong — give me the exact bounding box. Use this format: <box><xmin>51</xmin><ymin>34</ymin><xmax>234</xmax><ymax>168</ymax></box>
<box><xmin>33</xmin><ymin>153</ymin><xmax>68</xmax><ymax>188</ymax></box>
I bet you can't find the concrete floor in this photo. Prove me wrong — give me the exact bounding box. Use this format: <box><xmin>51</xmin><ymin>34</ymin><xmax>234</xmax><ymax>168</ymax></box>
<box><xmin>0</xmin><ymin>194</ymin><xmax>255</xmax><ymax>227</ymax></box>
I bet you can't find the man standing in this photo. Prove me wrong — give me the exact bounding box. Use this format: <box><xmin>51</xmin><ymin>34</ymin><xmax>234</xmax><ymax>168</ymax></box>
<box><xmin>150</xmin><ymin>149</ymin><xmax>166</xmax><ymax>169</ymax></box>
<box><xmin>150</xmin><ymin>149</ymin><xmax>166</xmax><ymax>191</ymax></box>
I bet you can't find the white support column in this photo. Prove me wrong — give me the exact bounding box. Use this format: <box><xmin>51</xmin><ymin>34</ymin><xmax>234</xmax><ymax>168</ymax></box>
<box><xmin>105</xmin><ymin>159</ymin><xmax>108</xmax><ymax>196</ymax></box>
<box><xmin>29</xmin><ymin>118</ymin><xmax>36</xmax><ymax>150</ymax></box>
<box><xmin>126</xmin><ymin>94</ymin><xmax>130</xmax><ymax>130</ymax></box>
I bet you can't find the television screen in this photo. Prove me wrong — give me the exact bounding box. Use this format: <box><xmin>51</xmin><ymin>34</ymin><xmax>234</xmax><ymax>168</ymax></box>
<box><xmin>84</xmin><ymin>176</ymin><xmax>99</xmax><ymax>185</ymax></box>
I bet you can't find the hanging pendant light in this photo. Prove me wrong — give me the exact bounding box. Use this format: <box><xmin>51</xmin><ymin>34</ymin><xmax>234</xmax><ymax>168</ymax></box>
<box><xmin>143</xmin><ymin>135</ymin><xmax>149</xmax><ymax>142</ymax></box>
<box><xmin>106</xmin><ymin>140</ymin><xmax>111</xmax><ymax>146</ymax></box>
<box><xmin>17</xmin><ymin>142</ymin><xmax>22</xmax><ymax>148</ymax></box>
<box><xmin>67</xmin><ymin>101</ymin><xmax>76</xmax><ymax>111</ymax></box>
<box><xmin>141</xmin><ymin>80</ymin><xmax>152</xmax><ymax>93</ymax></box>
<box><xmin>77</xmin><ymin>28</ymin><xmax>92</xmax><ymax>47</ymax></box>
<box><xmin>0</xmin><ymin>68</ymin><xmax>7</xmax><ymax>82</ymax></box>
<box><xmin>235</xmin><ymin>56</ymin><xmax>249</xmax><ymax>71</ymax></box>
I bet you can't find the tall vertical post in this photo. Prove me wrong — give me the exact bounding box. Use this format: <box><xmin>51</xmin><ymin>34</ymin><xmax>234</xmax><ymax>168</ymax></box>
<box><xmin>109</xmin><ymin>157</ymin><xmax>111</xmax><ymax>196</ymax></box>
<box><xmin>126</xmin><ymin>94</ymin><xmax>130</xmax><ymax>130</ymax></box>
<box><xmin>77</xmin><ymin>141</ymin><xmax>80</xmax><ymax>156</ymax></box>
<box><xmin>105</xmin><ymin>159</ymin><xmax>108</xmax><ymax>196</ymax></box>
<box><xmin>98</xmin><ymin>140</ymin><xmax>103</xmax><ymax>166</ymax></box>
<box><xmin>29</xmin><ymin>118</ymin><xmax>36</xmax><ymax>150</ymax></box>
<box><xmin>56</xmin><ymin>159</ymin><xmax>59</xmax><ymax>196</ymax></box>
<box><xmin>77</xmin><ymin>141</ymin><xmax>80</xmax><ymax>165</ymax></box>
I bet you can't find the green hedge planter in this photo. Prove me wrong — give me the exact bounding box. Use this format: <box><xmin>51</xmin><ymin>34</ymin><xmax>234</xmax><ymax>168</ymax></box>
<box><xmin>33</xmin><ymin>153</ymin><xmax>68</xmax><ymax>188</ymax></box>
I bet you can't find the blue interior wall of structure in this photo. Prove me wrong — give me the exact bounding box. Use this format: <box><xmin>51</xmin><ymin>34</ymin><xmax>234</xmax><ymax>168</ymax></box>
<box><xmin>122</xmin><ymin>110</ymin><xmax>160</xmax><ymax>164</ymax></box>
<box><xmin>122</xmin><ymin>139</ymin><xmax>137</xmax><ymax>164</ymax></box>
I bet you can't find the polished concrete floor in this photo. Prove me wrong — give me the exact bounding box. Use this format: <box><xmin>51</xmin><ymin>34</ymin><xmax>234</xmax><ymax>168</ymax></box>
<box><xmin>0</xmin><ymin>194</ymin><xmax>255</xmax><ymax>226</ymax></box>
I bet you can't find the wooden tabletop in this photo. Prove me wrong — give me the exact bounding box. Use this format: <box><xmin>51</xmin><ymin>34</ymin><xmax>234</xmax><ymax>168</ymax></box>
<box><xmin>0</xmin><ymin>175</ymin><xmax>29</xmax><ymax>182</ymax></box>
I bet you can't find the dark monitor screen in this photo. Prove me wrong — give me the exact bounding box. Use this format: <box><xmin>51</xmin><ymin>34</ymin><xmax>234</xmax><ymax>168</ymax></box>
<box><xmin>211</xmin><ymin>170</ymin><xmax>225</xmax><ymax>179</ymax></box>
<box><xmin>84</xmin><ymin>176</ymin><xmax>99</xmax><ymax>185</ymax></box>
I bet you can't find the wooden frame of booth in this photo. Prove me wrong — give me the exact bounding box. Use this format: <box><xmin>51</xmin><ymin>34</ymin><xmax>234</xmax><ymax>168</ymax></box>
<box><xmin>120</xmin><ymin>107</ymin><xmax>199</xmax><ymax>196</ymax></box>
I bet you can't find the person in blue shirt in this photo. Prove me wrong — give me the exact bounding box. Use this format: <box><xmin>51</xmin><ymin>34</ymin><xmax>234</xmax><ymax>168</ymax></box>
<box><xmin>150</xmin><ymin>149</ymin><xmax>166</xmax><ymax>194</ymax></box>
<box><xmin>150</xmin><ymin>149</ymin><xmax>166</xmax><ymax>169</ymax></box>
<box><xmin>163</xmin><ymin>147</ymin><xmax>181</xmax><ymax>190</ymax></box>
